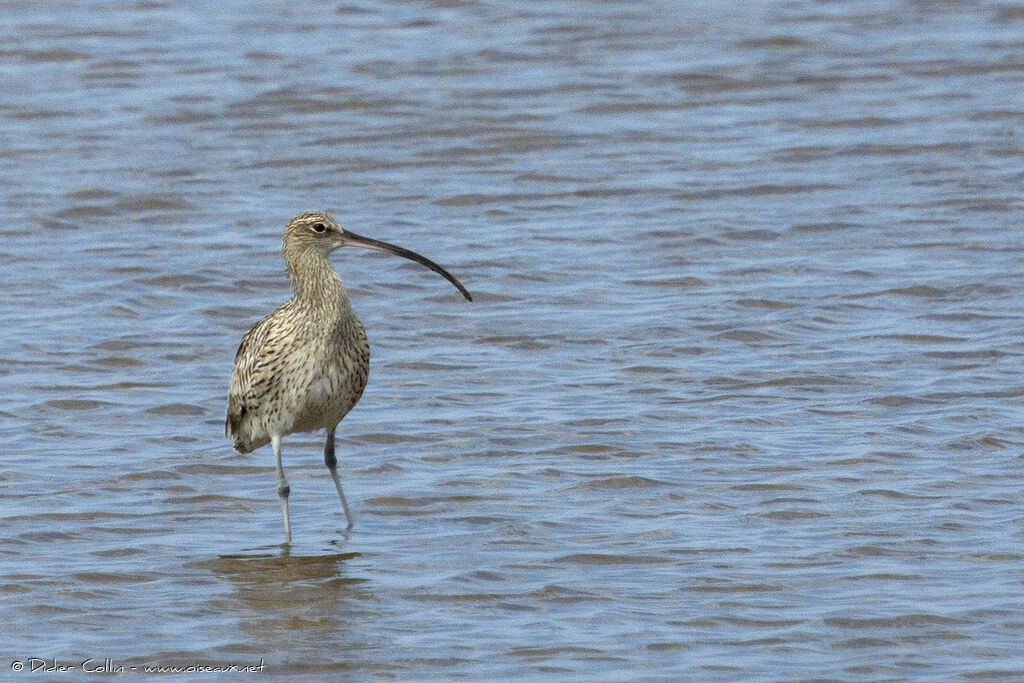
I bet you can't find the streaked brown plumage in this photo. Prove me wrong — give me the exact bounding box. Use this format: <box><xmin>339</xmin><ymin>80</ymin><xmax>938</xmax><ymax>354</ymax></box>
<box><xmin>226</xmin><ymin>211</ymin><xmax>471</xmax><ymax>543</ymax></box>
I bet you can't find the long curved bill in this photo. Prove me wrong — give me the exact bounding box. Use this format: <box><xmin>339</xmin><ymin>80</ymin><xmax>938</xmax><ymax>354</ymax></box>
<box><xmin>342</xmin><ymin>230</ymin><xmax>472</xmax><ymax>302</ymax></box>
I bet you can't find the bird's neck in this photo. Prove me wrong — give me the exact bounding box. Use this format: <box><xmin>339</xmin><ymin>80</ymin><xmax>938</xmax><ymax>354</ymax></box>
<box><xmin>286</xmin><ymin>251</ymin><xmax>351</xmax><ymax>313</ymax></box>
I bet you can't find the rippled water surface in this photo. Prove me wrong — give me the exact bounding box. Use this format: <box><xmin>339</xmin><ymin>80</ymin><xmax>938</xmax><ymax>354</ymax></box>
<box><xmin>3</xmin><ymin>1</ymin><xmax>1024</xmax><ymax>679</ymax></box>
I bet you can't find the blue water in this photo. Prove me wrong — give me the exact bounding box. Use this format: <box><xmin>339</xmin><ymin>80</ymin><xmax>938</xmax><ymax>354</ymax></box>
<box><xmin>2</xmin><ymin>1</ymin><xmax>1024</xmax><ymax>679</ymax></box>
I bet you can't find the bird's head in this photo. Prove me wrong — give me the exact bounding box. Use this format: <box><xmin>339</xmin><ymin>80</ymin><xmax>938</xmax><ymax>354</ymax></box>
<box><xmin>283</xmin><ymin>211</ymin><xmax>348</xmax><ymax>255</ymax></box>
<box><xmin>281</xmin><ymin>210</ymin><xmax>472</xmax><ymax>301</ymax></box>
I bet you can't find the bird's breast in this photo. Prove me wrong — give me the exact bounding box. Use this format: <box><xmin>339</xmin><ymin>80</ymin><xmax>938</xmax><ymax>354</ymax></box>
<box><xmin>285</xmin><ymin>324</ymin><xmax>369</xmax><ymax>433</ymax></box>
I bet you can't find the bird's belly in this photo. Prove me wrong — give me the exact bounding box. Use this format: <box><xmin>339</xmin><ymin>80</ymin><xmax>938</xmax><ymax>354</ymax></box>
<box><xmin>286</xmin><ymin>359</ymin><xmax>367</xmax><ymax>434</ymax></box>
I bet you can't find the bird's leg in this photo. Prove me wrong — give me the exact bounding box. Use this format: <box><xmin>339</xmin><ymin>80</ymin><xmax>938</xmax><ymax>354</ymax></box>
<box><xmin>272</xmin><ymin>434</ymin><xmax>291</xmax><ymax>544</ymax></box>
<box><xmin>324</xmin><ymin>428</ymin><xmax>354</xmax><ymax>529</ymax></box>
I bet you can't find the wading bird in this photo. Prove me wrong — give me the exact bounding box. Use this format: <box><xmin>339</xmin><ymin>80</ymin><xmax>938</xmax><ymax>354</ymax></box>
<box><xmin>226</xmin><ymin>211</ymin><xmax>471</xmax><ymax>543</ymax></box>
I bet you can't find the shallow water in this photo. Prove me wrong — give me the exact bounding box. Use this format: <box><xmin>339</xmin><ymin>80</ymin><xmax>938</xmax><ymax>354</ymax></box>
<box><xmin>2</xmin><ymin>0</ymin><xmax>1024</xmax><ymax>679</ymax></box>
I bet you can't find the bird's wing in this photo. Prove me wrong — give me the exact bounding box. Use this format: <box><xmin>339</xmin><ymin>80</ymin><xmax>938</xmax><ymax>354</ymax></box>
<box><xmin>225</xmin><ymin>312</ymin><xmax>279</xmax><ymax>439</ymax></box>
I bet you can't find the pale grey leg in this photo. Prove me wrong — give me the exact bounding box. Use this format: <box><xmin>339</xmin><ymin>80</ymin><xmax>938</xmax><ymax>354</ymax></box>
<box><xmin>324</xmin><ymin>428</ymin><xmax>353</xmax><ymax>529</ymax></box>
<box><xmin>272</xmin><ymin>434</ymin><xmax>291</xmax><ymax>544</ymax></box>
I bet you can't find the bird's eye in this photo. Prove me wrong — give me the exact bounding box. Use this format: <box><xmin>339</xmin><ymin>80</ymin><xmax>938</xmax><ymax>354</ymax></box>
<box><xmin>312</xmin><ymin>223</ymin><xmax>326</xmax><ymax>233</ymax></box>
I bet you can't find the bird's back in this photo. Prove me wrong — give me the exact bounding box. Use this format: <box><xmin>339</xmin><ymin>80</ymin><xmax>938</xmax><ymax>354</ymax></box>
<box><xmin>226</xmin><ymin>306</ymin><xmax>284</xmax><ymax>453</ymax></box>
